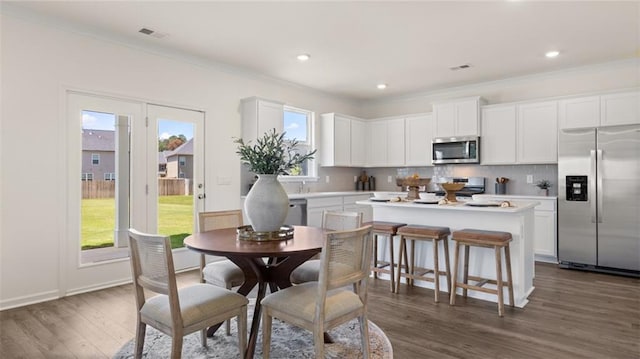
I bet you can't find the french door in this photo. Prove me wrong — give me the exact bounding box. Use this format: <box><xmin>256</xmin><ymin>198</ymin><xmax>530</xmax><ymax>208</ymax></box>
<box><xmin>64</xmin><ymin>92</ymin><xmax>204</xmax><ymax>295</ymax></box>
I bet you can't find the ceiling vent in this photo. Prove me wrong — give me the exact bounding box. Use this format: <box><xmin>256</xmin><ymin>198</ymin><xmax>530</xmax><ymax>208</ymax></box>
<box><xmin>138</xmin><ymin>27</ymin><xmax>168</xmax><ymax>39</ymax></box>
<box><xmin>449</xmin><ymin>64</ymin><xmax>472</xmax><ymax>71</ymax></box>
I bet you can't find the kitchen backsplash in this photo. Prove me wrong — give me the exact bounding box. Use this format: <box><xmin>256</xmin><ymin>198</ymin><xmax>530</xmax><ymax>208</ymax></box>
<box><xmin>363</xmin><ymin>164</ymin><xmax>558</xmax><ymax>196</ymax></box>
<box><xmin>245</xmin><ymin>165</ymin><xmax>558</xmax><ymax>196</ymax></box>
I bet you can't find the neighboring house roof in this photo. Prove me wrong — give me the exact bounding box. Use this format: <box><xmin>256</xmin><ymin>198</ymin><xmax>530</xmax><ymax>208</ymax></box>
<box><xmin>165</xmin><ymin>138</ymin><xmax>193</xmax><ymax>158</ymax></box>
<box><xmin>82</xmin><ymin>129</ymin><xmax>115</xmax><ymax>151</ymax></box>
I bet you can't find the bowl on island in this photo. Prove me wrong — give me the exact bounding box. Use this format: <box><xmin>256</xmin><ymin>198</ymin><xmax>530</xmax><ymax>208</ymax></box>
<box><xmin>373</xmin><ymin>192</ymin><xmax>390</xmax><ymax>199</ymax></box>
<box><xmin>439</xmin><ymin>183</ymin><xmax>465</xmax><ymax>202</ymax></box>
<box><xmin>418</xmin><ymin>192</ymin><xmax>437</xmax><ymax>200</ymax></box>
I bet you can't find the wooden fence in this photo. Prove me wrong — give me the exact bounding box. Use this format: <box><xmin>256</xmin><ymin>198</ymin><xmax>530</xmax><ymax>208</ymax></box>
<box><xmin>82</xmin><ymin>180</ymin><xmax>115</xmax><ymax>199</ymax></box>
<box><xmin>82</xmin><ymin>179</ymin><xmax>192</xmax><ymax>199</ymax></box>
<box><xmin>158</xmin><ymin>178</ymin><xmax>192</xmax><ymax>196</ymax></box>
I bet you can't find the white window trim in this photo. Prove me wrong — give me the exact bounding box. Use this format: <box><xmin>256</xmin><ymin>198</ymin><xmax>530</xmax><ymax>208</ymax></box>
<box><xmin>278</xmin><ymin>175</ymin><xmax>319</xmax><ymax>183</ymax></box>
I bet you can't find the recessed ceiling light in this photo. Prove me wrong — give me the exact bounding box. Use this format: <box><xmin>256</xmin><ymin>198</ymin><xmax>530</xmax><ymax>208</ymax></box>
<box><xmin>545</xmin><ymin>51</ymin><xmax>560</xmax><ymax>58</ymax></box>
<box><xmin>377</xmin><ymin>83</ymin><xmax>387</xmax><ymax>90</ymax></box>
<box><xmin>297</xmin><ymin>54</ymin><xmax>310</xmax><ymax>62</ymax></box>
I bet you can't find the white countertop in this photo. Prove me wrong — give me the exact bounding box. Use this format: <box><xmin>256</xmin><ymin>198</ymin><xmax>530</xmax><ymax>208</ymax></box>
<box><xmin>356</xmin><ymin>199</ymin><xmax>539</xmax><ymax>213</ymax></box>
<box><xmin>240</xmin><ymin>191</ymin><xmax>374</xmax><ymax>200</ymax></box>
<box><xmin>473</xmin><ymin>194</ymin><xmax>558</xmax><ymax>200</ymax></box>
<box><xmin>243</xmin><ymin>191</ymin><xmax>556</xmax><ymax>202</ymax></box>
<box><xmin>288</xmin><ymin>191</ymin><xmax>373</xmax><ymax>199</ymax></box>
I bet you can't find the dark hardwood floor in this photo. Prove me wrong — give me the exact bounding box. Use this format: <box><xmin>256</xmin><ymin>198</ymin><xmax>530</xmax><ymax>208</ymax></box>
<box><xmin>1</xmin><ymin>263</ymin><xmax>638</xmax><ymax>358</ymax></box>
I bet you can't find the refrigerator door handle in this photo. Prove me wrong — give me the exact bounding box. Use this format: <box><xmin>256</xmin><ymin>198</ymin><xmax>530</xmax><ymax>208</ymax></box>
<box><xmin>596</xmin><ymin>149</ymin><xmax>603</xmax><ymax>223</ymax></box>
<box><xmin>590</xmin><ymin>150</ymin><xmax>597</xmax><ymax>223</ymax></box>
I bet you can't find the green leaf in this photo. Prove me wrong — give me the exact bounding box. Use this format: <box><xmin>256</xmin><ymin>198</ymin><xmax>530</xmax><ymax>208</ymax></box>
<box><xmin>234</xmin><ymin>128</ymin><xmax>316</xmax><ymax>175</ymax></box>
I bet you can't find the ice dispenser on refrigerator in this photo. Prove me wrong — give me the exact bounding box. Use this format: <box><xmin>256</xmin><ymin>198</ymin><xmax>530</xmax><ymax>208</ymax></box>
<box><xmin>565</xmin><ymin>176</ymin><xmax>587</xmax><ymax>201</ymax></box>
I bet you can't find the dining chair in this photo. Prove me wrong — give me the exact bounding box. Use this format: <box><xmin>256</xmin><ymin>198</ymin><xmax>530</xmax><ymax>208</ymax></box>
<box><xmin>261</xmin><ymin>225</ymin><xmax>373</xmax><ymax>358</ymax></box>
<box><xmin>198</xmin><ymin>210</ymin><xmax>245</xmax><ymax>335</ymax></box>
<box><xmin>289</xmin><ymin>210</ymin><xmax>363</xmax><ymax>284</ymax></box>
<box><xmin>127</xmin><ymin>229</ymin><xmax>248</xmax><ymax>359</ymax></box>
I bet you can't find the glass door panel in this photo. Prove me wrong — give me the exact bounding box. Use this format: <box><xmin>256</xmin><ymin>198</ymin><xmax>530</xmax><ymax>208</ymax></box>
<box><xmin>147</xmin><ymin>105</ymin><xmax>204</xmax><ymax>249</ymax></box>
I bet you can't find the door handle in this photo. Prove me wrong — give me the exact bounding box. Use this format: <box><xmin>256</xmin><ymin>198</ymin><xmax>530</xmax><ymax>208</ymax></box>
<box><xmin>596</xmin><ymin>149</ymin><xmax>603</xmax><ymax>223</ymax></box>
<box><xmin>197</xmin><ymin>194</ymin><xmax>206</xmax><ymax>199</ymax></box>
<box><xmin>590</xmin><ymin>150</ymin><xmax>597</xmax><ymax>223</ymax></box>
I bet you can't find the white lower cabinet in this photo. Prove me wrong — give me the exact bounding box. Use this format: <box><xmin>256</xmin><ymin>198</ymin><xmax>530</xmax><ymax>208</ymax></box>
<box><xmin>343</xmin><ymin>194</ymin><xmax>373</xmax><ymax>223</ymax></box>
<box><xmin>307</xmin><ymin>194</ymin><xmax>372</xmax><ymax>227</ymax></box>
<box><xmin>534</xmin><ymin>210</ymin><xmax>556</xmax><ymax>261</ymax></box>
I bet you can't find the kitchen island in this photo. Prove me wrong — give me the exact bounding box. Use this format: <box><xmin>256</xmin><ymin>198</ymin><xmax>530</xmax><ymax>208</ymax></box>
<box><xmin>357</xmin><ymin>199</ymin><xmax>538</xmax><ymax>308</ymax></box>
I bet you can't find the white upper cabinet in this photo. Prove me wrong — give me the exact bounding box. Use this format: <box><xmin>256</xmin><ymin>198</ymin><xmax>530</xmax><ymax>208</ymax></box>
<box><xmin>559</xmin><ymin>96</ymin><xmax>600</xmax><ymax>129</ymax></box>
<box><xmin>320</xmin><ymin>113</ymin><xmax>352</xmax><ymax>166</ymax></box>
<box><xmin>481</xmin><ymin>105</ymin><xmax>517</xmax><ymax>164</ymax></box>
<box><xmin>559</xmin><ymin>91</ymin><xmax>639</xmax><ymax>129</ymax></box>
<box><xmin>241</xmin><ymin>97</ymin><xmax>284</xmax><ymax>141</ymax></box>
<box><xmin>367</xmin><ymin>117</ymin><xmax>406</xmax><ymax>167</ymax></box>
<box><xmin>434</xmin><ymin>97</ymin><xmax>484</xmax><ymax>137</ymax></box>
<box><xmin>386</xmin><ymin>118</ymin><xmax>406</xmax><ymax>166</ymax></box>
<box><xmin>434</xmin><ymin>103</ymin><xmax>456</xmax><ymax>137</ymax></box>
<box><xmin>350</xmin><ymin>118</ymin><xmax>367</xmax><ymax>167</ymax></box>
<box><xmin>367</xmin><ymin>120</ymin><xmax>388</xmax><ymax>167</ymax></box>
<box><xmin>517</xmin><ymin>101</ymin><xmax>558</xmax><ymax>164</ymax></box>
<box><xmin>601</xmin><ymin>91</ymin><xmax>640</xmax><ymax>127</ymax></box>
<box><xmin>405</xmin><ymin>114</ymin><xmax>433</xmax><ymax>166</ymax></box>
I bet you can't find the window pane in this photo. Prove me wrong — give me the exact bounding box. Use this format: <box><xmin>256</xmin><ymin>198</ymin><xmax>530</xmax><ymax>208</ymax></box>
<box><xmin>157</xmin><ymin>119</ymin><xmax>194</xmax><ymax>248</ymax></box>
<box><xmin>283</xmin><ymin>110</ymin><xmax>307</xmax><ymax>142</ymax></box>
<box><xmin>91</xmin><ymin>153</ymin><xmax>100</xmax><ymax>165</ymax></box>
<box><xmin>81</xmin><ymin>111</ymin><xmax>116</xmax><ymax>252</ymax></box>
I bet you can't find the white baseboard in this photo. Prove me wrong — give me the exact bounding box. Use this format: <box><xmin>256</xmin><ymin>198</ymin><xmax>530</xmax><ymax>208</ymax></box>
<box><xmin>0</xmin><ymin>289</ymin><xmax>60</xmax><ymax>311</ymax></box>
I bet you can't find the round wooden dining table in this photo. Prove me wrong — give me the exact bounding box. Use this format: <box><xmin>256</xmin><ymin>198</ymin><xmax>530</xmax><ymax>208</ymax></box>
<box><xmin>184</xmin><ymin>225</ymin><xmax>326</xmax><ymax>359</ymax></box>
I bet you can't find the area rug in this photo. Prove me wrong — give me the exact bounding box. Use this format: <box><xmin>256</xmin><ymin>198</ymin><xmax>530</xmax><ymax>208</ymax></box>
<box><xmin>114</xmin><ymin>300</ymin><xmax>393</xmax><ymax>359</ymax></box>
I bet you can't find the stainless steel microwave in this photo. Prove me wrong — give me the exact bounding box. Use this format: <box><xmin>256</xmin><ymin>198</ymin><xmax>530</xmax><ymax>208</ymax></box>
<box><xmin>432</xmin><ymin>136</ymin><xmax>480</xmax><ymax>164</ymax></box>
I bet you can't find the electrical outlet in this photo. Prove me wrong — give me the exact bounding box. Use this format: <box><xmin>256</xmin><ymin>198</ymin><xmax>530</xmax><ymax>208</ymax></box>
<box><xmin>387</xmin><ymin>175</ymin><xmax>392</xmax><ymax>183</ymax></box>
<box><xmin>526</xmin><ymin>175</ymin><xmax>533</xmax><ymax>184</ymax></box>
<box><xmin>325</xmin><ymin>175</ymin><xmax>330</xmax><ymax>183</ymax></box>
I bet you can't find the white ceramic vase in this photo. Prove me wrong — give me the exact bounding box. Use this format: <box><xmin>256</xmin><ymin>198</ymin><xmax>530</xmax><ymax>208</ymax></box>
<box><xmin>244</xmin><ymin>174</ymin><xmax>289</xmax><ymax>232</ymax></box>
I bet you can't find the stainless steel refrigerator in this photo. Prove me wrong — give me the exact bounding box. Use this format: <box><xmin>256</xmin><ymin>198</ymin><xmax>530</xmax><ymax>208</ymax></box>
<box><xmin>558</xmin><ymin>124</ymin><xmax>640</xmax><ymax>275</ymax></box>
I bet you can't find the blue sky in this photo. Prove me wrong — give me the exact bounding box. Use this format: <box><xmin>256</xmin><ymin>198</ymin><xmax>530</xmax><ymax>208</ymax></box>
<box><xmin>82</xmin><ymin>110</ymin><xmax>114</xmax><ymax>130</ymax></box>
<box><xmin>82</xmin><ymin>111</ymin><xmax>193</xmax><ymax>140</ymax></box>
<box><xmin>283</xmin><ymin>111</ymin><xmax>307</xmax><ymax>141</ymax></box>
<box><xmin>158</xmin><ymin>119</ymin><xmax>193</xmax><ymax>140</ymax></box>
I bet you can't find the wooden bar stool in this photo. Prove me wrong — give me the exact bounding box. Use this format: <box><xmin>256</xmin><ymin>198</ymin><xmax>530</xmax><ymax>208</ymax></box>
<box><xmin>394</xmin><ymin>225</ymin><xmax>451</xmax><ymax>302</ymax></box>
<box><xmin>364</xmin><ymin>221</ymin><xmax>406</xmax><ymax>292</ymax></box>
<box><xmin>449</xmin><ymin>229</ymin><xmax>515</xmax><ymax>317</ymax></box>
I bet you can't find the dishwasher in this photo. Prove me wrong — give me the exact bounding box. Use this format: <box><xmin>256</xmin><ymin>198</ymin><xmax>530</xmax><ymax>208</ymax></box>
<box><xmin>284</xmin><ymin>198</ymin><xmax>307</xmax><ymax>226</ymax></box>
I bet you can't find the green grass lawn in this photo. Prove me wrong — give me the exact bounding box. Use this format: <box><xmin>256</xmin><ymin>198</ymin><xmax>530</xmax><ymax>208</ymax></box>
<box><xmin>81</xmin><ymin>195</ymin><xmax>193</xmax><ymax>250</ymax></box>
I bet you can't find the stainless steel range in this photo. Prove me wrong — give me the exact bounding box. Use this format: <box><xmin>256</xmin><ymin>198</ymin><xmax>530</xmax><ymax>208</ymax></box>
<box><xmin>428</xmin><ymin>177</ymin><xmax>485</xmax><ymax>197</ymax></box>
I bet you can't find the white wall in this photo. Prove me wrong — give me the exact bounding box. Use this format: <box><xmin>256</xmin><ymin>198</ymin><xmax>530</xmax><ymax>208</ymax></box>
<box><xmin>0</xmin><ymin>13</ymin><xmax>360</xmax><ymax>309</ymax></box>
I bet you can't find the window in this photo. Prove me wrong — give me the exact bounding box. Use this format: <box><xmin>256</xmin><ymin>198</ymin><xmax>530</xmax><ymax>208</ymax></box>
<box><xmin>81</xmin><ymin>173</ymin><xmax>93</xmax><ymax>181</ymax></box>
<box><xmin>179</xmin><ymin>156</ymin><xmax>186</xmax><ymax>166</ymax></box>
<box><xmin>104</xmin><ymin>172</ymin><xmax>116</xmax><ymax>181</ymax></box>
<box><xmin>282</xmin><ymin>106</ymin><xmax>315</xmax><ymax>179</ymax></box>
<box><xmin>91</xmin><ymin>153</ymin><xmax>100</xmax><ymax>165</ymax></box>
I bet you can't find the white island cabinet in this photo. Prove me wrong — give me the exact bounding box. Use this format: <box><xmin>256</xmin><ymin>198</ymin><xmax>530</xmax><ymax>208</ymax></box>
<box><xmin>357</xmin><ymin>199</ymin><xmax>537</xmax><ymax>308</ymax></box>
<box><xmin>474</xmin><ymin>194</ymin><xmax>557</xmax><ymax>263</ymax></box>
